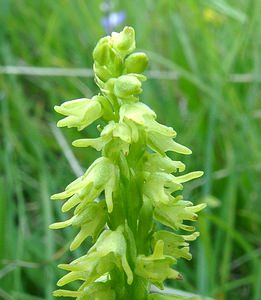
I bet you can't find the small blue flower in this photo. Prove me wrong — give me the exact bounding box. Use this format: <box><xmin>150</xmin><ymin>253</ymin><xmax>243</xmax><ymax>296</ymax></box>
<box><xmin>101</xmin><ymin>11</ymin><xmax>126</xmax><ymax>33</ymax></box>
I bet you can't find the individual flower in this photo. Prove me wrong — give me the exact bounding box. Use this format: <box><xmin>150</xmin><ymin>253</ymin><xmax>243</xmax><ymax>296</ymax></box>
<box><xmin>143</xmin><ymin>172</ymin><xmax>183</xmax><ymax>205</ymax></box>
<box><xmin>50</xmin><ymin>200</ymin><xmax>107</xmax><ymax>251</ymax></box>
<box><xmin>51</xmin><ymin>157</ymin><xmax>119</xmax><ymax>213</ymax></box>
<box><xmin>53</xmin><ymin>227</ymin><xmax>133</xmax><ymax>296</ymax></box>
<box><xmin>152</xmin><ymin>230</ymin><xmax>200</xmax><ymax>261</ymax></box>
<box><xmin>54</xmin><ymin>96</ymin><xmax>104</xmax><ymax>131</ymax></box>
<box><xmin>135</xmin><ymin>240</ymin><xmax>181</xmax><ymax>289</ymax></box>
<box><xmin>154</xmin><ymin>199</ymin><xmax>206</xmax><ymax>232</ymax></box>
<box><xmin>142</xmin><ymin>152</ymin><xmax>186</xmax><ymax>174</ymax></box>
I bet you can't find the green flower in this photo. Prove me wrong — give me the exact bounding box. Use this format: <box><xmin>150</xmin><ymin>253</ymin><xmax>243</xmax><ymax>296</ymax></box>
<box><xmin>154</xmin><ymin>200</ymin><xmax>206</xmax><ymax>231</ymax></box>
<box><xmin>142</xmin><ymin>153</ymin><xmax>185</xmax><ymax>173</ymax></box>
<box><xmin>135</xmin><ymin>240</ymin><xmax>181</xmax><ymax>289</ymax></box>
<box><xmin>152</xmin><ymin>231</ymin><xmax>200</xmax><ymax>261</ymax></box>
<box><xmin>51</xmin><ymin>157</ymin><xmax>119</xmax><ymax>213</ymax></box>
<box><xmin>53</xmin><ymin>227</ymin><xmax>133</xmax><ymax>296</ymax></box>
<box><xmin>50</xmin><ymin>200</ymin><xmax>107</xmax><ymax>251</ymax></box>
<box><xmin>54</xmin><ymin>96</ymin><xmax>103</xmax><ymax>131</ymax></box>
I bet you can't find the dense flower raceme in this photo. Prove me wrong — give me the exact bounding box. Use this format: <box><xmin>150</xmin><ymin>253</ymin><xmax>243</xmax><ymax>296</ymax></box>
<box><xmin>50</xmin><ymin>27</ymin><xmax>206</xmax><ymax>299</ymax></box>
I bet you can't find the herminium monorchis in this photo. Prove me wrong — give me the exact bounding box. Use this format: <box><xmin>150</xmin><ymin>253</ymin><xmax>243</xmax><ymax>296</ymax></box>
<box><xmin>50</xmin><ymin>26</ymin><xmax>206</xmax><ymax>299</ymax></box>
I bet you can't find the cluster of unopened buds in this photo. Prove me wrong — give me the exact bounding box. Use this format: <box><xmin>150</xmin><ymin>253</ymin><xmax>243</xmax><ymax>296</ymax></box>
<box><xmin>50</xmin><ymin>26</ymin><xmax>206</xmax><ymax>299</ymax></box>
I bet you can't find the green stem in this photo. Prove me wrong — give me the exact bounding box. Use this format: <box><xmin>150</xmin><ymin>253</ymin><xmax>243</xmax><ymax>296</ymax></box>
<box><xmin>109</xmin><ymin>129</ymin><xmax>150</xmax><ymax>298</ymax></box>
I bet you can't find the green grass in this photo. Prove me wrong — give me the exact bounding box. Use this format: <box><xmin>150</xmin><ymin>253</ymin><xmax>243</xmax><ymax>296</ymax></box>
<box><xmin>0</xmin><ymin>0</ymin><xmax>260</xmax><ymax>299</ymax></box>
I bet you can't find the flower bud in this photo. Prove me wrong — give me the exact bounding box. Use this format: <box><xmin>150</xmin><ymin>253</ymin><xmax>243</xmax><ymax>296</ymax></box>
<box><xmin>111</xmin><ymin>26</ymin><xmax>135</xmax><ymax>56</ymax></box>
<box><xmin>105</xmin><ymin>78</ymin><xmax>116</xmax><ymax>94</ymax></box>
<box><xmin>114</xmin><ymin>75</ymin><xmax>142</xmax><ymax>99</ymax></box>
<box><xmin>93</xmin><ymin>37</ymin><xmax>123</xmax><ymax>81</ymax></box>
<box><xmin>93</xmin><ymin>37</ymin><xmax>111</xmax><ymax>65</ymax></box>
<box><xmin>93</xmin><ymin>64</ymin><xmax>112</xmax><ymax>82</ymax></box>
<box><xmin>125</xmin><ymin>52</ymin><xmax>149</xmax><ymax>74</ymax></box>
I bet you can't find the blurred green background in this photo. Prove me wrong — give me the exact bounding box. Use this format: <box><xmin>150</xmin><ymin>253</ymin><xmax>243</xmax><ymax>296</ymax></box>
<box><xmin>0</xmin><ymin>0</ymin><xmax>260</xmax><ymax>299</ymax></box>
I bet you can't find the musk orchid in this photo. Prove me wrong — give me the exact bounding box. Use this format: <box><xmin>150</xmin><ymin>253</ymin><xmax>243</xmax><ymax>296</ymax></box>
<box><xmin>50</xmin><ymin>26</ymin><xmax>206</xmax><ymax>299</ymax></box>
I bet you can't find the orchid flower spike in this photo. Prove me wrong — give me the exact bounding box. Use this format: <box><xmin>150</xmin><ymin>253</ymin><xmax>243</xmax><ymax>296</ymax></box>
<box><xmin>50</xmin><ymin>26</ymin><xmax>206</xmax><ymax>299</ymax></box>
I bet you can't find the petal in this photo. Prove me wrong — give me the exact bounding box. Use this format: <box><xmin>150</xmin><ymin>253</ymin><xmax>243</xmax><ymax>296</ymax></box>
<box><xmin>174</xmin><ymin>171</ymin><xmax>203</xmax><ymax>184</ymax></box>
<box><xmin>53</xmin><ymin>289</ymin><xmax>82</xmax><ymax>297</ymax></box>
<box><xmin>49</xmin><ymin>217</ymin><xmax>74</xmax><ymax>229</ymax></box>
<box><xmin>120</xmin><ymin>102</ymin><xmax>156</xmax><ymax>124</ymax></box>
<box><xmin>147</xmin><ymin>132</ymin><xmax>192</xmax><ymax>155</ymax></box>
<box><xmin>72</xmin><ymin>135</ymin><xmax>111</xmax><ymax>151</ymax></box>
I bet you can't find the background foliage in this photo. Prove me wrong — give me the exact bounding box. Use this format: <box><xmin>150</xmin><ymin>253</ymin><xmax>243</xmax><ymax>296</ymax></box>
<box><xmin>0</xmin><ymin>0</ymin><xmax>260</xmax><ymax>299</ymax></box>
